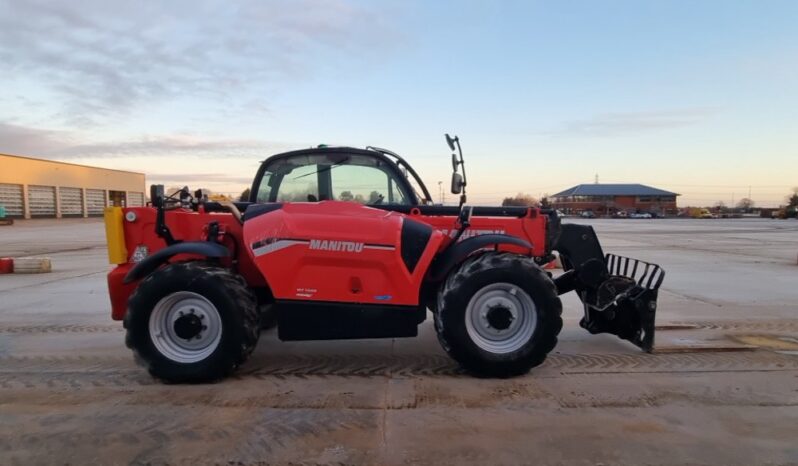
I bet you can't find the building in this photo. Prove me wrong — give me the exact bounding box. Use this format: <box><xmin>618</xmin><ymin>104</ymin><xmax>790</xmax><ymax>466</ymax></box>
<box><xmin>551</xmin><ymin>183</ymin><xmax>679</xmax><ymax>216</ymax></box>
<box><xmin>0</xmin><ymin>153</ymin><xmax>146</xmax><ymax>219</ymax></box>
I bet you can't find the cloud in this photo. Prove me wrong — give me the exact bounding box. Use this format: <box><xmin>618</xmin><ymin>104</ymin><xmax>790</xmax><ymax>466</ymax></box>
<box><xmin>148</xmin><ymin>173</ymin><xmax>255</xmax><ymax>185</ymax></box>
<box><xmin>58</xmin><ymin>136</ymin><xmax>285</xmax><ymax>158</ymax></box>
<box><xmin>0</xmin><ymin>121</ymin><xmax>294</xmax><ymax>159</ymax></box>
<box><xmin>0</xmin><ymin>122</ymin><xmax>76</xmax><ymax>156</ymax></box>
<box><xmin>0</xmin><ymin>0</ymin><xmax>398</xmax><ymax>125</ymax></box>
<box><xmin>545</xmin><ymin>108</ymin><xmax>718</xmax><ymax>136</ymax></box>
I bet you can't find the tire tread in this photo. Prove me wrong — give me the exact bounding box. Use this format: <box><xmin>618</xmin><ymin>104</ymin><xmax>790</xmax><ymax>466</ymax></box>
<box><xmin>435</xmin><ymin>252</ymin><xmax>562</xmax><ymax>377</ymax></box>
<box><xmin>124</xmin><ymin>261</ymin><xmax>259</xmax><ymax>383</ymax></box>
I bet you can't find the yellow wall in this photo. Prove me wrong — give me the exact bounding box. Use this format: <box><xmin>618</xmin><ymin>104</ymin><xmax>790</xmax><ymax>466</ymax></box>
<box><xmin>0</xmin><ymin>153</ymin><xmax>145</xmax><ymax>192</ymax></box>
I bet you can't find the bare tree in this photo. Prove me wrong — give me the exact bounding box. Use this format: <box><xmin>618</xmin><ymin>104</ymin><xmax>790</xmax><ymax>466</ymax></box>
<box><xmin>736</xmin><ymin>197</ymin><xmax>754</xmax><ymax>212</ymax></box>
<box><xmin>502</xmin><ymin>193</ymin><xmax>539</xmax><ymax>207</ymax></box>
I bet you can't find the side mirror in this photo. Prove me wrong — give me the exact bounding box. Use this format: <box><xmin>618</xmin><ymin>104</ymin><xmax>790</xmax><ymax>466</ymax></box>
<box><xmin>446</xmin><ymin>133</ymin><xmax>457</xmax><ymax>151</ymax></box>
<box><xmin>451</xmin><ymin>172</ymin><xmax>464</xmax><ymax>194</ymax></box>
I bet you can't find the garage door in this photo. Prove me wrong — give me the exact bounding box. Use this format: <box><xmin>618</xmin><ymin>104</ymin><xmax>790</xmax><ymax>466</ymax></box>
<box><xmin>28</xmin><ymin>185</ymin><xmax>56</xmax><ymax>217</ymax></box>
<box><xmin>59</xmin><ymin>187</ymin><xmax>83</xmax><ymax>216</ymax></box>
<box><xmin>0</xmin><ymin>183</ymin><xmax>24</xmax><ymax>217</ymax></box>
<box><xmin>86</xmin><ymin>189</ymin><xmax>106</xmax><ymax>216</ymax></box>
<box><xmin>128</xmin><ymin>192</ymin><xmax>145</xmax><ymax>207</ymax></box>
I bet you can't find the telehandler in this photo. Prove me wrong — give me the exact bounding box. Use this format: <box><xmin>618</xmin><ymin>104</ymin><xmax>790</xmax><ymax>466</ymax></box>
<box><xmin>104</xmin><ymin>135</ymin><xmax>664</xmax><ymax>382</ymax></box>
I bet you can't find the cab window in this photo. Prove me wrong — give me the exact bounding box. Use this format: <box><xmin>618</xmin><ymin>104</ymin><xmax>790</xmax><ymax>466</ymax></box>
<box><xmin>270</xmin><ymin>164</ymin><xmax>319</xmax><ymax>202</ymax></box>
<box><xmin>256</xmin><ymin>153</ymin><xmax>413</xmax><ymax>205</ymax></box>
<box><xmin>331</xmin><ymin>164</ymin><xmax>408</xmax><ymax>205</ymax></box>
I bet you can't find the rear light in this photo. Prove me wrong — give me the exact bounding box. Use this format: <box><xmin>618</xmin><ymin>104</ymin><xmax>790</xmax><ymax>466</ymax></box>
<box><xmin>131</xmin><ymin>245</ymin><xmax>149</xmax><ymax>263</ymax></box>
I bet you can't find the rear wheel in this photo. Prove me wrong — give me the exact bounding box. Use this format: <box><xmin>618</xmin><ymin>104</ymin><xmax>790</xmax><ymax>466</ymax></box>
<box><xmin>435</xmin><ymin>252</ymin><xmax>562</xmax><ymax>377</ymax></box>
<box><xmin>124</xmin><ymin>262</ymin><xmax>260</xmax><ymax>383</ymax></box>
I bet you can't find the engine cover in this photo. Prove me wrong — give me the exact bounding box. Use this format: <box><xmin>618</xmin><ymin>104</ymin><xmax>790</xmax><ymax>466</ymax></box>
<box><xmin>243</xmin><ymin>201</ymin><xmax>445</xmax><ymax>306</ymax></box>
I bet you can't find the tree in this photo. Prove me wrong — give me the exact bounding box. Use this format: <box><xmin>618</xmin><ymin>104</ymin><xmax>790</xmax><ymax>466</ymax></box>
<box><xmin>368</xmin><ymin>191</ymin><xmax>383</xmax><ymax>204</ymax></box>
<box><xmin>736</xmin><ymin>197</ymin><xmax>754</xmax><ymax>212</ymax></box>
<box><xmin>501</xmin><ymin>193</ymin><xmax>539</xmax><ymax>207</ymax></box>
<box><xmin>540</xmin><ymin>195</ymin><xmax>551</xmax><ymax>209</ymax></box>
<box><xmin>339</xmin><ymin>190</ymin><xmax>354</xmax><ymax>202</ymax></box>
<box><xmin>788</xmin><ymin>187</ymin><xmax>798</xmax><ymax>208</ymax></box>
<box><xmin>239</xmin><ymin>188</ymin><xmax>251</xmax><ymax>202</ymax></box>
<box><xmin>785</xmin><ymin>187</ymin><xmax>798</xmax><ymax>218</ymax></box>
<box><xmin>714</xmin><ymin>200</ymin><xmax>727</xmax><ymax>213</ymax></box>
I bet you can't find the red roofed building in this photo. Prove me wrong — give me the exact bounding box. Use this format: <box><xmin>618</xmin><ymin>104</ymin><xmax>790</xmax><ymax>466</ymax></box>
<box><xmin>551</xmin><ymin>183</ymin><xmax>679</xmax><ymax>216</ymax></box>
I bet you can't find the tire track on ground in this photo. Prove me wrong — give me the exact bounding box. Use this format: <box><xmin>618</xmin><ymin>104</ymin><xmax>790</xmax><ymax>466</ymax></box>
<box><xmin>0</xmin><ymin>324</ymin><xmax>122</xmax><ymax>334</ymax></box>
<box><xmin>673</xmin><ymin>320</ymin><xmax>798</xmax><ymax>332</ymax></box>
<box><xmin>2</xmin><ymin>320</ymin><xmax>796</xmax><ymax>335</ymax></box>
<box><xmin>1</xmin><ymin>350</ymin><xmax>796</xmax><ymax>390</ymax></box>
<box><xmin>0</xmin><ymin>408</ymin><xmax>378</xmax><ymax>463</ymax></box>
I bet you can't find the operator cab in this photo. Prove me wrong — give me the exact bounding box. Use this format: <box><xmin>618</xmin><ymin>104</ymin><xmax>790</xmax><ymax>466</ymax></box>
<box><xmin>250</xmin><ymin>147</ymin><xmax>433</xmax><ymax>206</ymax></box>
<box><xmin>248</xmin><ymin>143</ymin><xmax>533</xmax><ymax>219</ymax></box>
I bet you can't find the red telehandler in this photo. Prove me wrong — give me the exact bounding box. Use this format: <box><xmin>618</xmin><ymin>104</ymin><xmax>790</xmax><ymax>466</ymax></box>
<box><xmin>104</xmin><ymin>135</ymin><xmax>664</xmax><ymax>382</ymax></box>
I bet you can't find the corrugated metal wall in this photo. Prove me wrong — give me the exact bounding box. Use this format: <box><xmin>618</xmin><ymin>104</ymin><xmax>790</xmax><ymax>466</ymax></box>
<box><xmin>28</xmin><ymin>185</ymin><xmax>56</xmax><ymax>217</ymax></box>
<box><xmin>59</xmin><ymin>187</ymin><xmax>84</xmax><ymax>216</ymax></box>
<box><xmin>86</xmin><ymin>189</ymin><xmax>106</xmax><ymax>215</ymax></box>
<box><xmin>0</xmin><ymin>183</ymin><xmax>24</xmax><ymax>217</ymax></box>
<box><xmin>128</xmin><ymin>192</ymin><xmax>145</xmax><ymax>207</ymax></box>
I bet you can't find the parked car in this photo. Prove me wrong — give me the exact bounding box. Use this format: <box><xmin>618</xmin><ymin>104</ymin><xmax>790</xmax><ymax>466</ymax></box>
<box><xmin>630</xmin><ymin>212</ymin><xmax>652</xmax><ymax>219</ymax></box>
<box><xmin>580</xmin><ymin>211</ymin><xmax>596</xmax><ymax>218</ymax></box>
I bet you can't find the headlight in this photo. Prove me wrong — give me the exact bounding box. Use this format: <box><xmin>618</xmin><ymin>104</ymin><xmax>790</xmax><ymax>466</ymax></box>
<box><xmin>131</xmin><ymin>245</ymin><xmax>149</xmax><ymax>263</ymax></box>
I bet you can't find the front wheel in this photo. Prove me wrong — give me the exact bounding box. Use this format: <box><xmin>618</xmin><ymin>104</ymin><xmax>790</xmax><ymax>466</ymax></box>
<box><xmin>124</xmin><ymin>262</ymin><xmax>260</xmax><ymax>383</ymax></box>
<box><xmin>435</xmin><ymin>252</ymin><xmax>562</xmax><ymax>377</ymax></box>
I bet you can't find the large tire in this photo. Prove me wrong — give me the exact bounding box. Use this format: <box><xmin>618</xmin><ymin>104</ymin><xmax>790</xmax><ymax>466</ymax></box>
<box><xmin>124</xmin><ymin>262</ymin><xmax>260</xmax><ymax>383</ymax></box>
<box><xmin>435</xmin><ymin>252</ymin><xmax>562</xmax><ymax>377</ymax></box>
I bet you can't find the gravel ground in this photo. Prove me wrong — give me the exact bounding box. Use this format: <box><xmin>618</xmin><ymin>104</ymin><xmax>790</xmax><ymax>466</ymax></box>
<box><xmin>1</xmin><ymin>217</ymin><xmax>797</xmax><ymax>465</ymax></box>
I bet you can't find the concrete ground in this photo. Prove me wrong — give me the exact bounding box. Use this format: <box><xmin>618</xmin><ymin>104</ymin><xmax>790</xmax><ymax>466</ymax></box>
<box><xmin>1</xmin><ymin>217</ymin><xmax>797</xmax><ymax>465</ymax></box>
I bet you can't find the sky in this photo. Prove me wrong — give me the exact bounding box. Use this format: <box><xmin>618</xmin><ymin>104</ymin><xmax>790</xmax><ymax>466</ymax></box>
<box><xmin>1</xmin><ymin>0</ymin><xmax>796</xmax><ymax>207</ymax></box>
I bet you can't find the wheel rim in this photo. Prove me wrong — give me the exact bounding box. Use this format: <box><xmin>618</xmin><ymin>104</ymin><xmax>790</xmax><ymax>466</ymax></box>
<box><xmin>464</xmin><ymin>282</ymin><xmax>538</xmax><ymax>354</ymax></box>
<box><xmin>148</xmin><ymin>291</ymin><xmax>223</xmax><ymax>363</ymax></box>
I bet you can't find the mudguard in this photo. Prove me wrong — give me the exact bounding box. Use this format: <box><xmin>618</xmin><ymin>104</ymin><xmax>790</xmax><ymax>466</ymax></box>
<box><xmin>123</xmin><ymin>241</ymin><xmax>229</xmax><ymax>284</ymax></box>
<box><xmin>426</xmin><ymin>234</ymin><xmax>532</xmax><ymax>282</ymax></box>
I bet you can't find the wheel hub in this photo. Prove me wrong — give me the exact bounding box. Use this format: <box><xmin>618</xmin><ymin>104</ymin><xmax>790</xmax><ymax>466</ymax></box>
<box><xmin>486</xmin><ymin>305</ymin><xmax>514</xmax><ymax>330</ymax></box>
<box><xmin>148</xmin><ymin>291</ymin><xmax>223</xmax><ymax>363</ymax></box>
<box><xmin>173</xmin><ymin>313</ymin><xmax>204</xmax><ymax>340</ymax></box>
<box><xmin>465</xmin><ymin>282</ymin><xmax>538</xmax><ymax>354</ymax></box>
